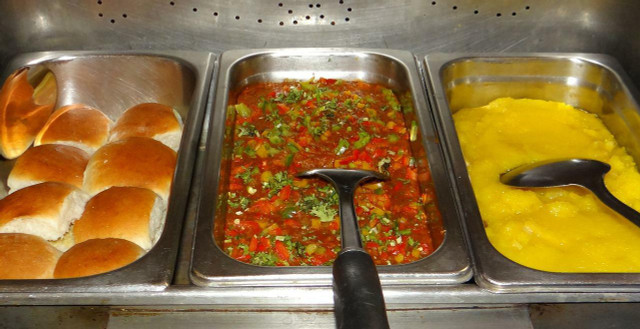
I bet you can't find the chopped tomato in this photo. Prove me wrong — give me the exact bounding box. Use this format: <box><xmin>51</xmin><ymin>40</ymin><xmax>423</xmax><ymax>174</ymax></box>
<box><xmin>406</xmin><ymin>168</ymin><xmax>418</xmax><ymax>180</ymax></box>
<box><xmin>236</xmin><ymin>220</ymin><xmax>261</xmax><ymax>236</ymax></box>
<box><xmin>257</xmin><ymin>237</ymin><xmax>271</xmax><ymax>252</ymax></box>
<box><xmin>250</xmin><ymin>200</ymin><xmax>276</xmax><ymax>214</ymax></box>
<box><xmin>223</xmin><ymin>79</ymin><xmax>441</xmax><ymax>266</ymax></box>
<box><xmin>279</xmin><ymin>185</ymin><xmax>292</xmax><ymax>200</ymax></box>
<box><xmin>329</xmin><ymin>220</ymin><xmax>339</xmax><ymax>231</ymax></box>
<box><xmin>366</xmin><ymin>241</ymin><xmax>380</xmax><ymax>250</ymax></box>
<box><xmin>235</xmin><ymin>254</ymin><xmax>251</xmax><ymax>262</ymax></box>
<box><xmin>275</xmin><ymin>241</ymin><xmax>290</xmax><ymax>260</ymax></box>
<box><xmin>277</xmin><ymin>103</ymin><xmax>290</xmax><ymax>114</ymax></box>
<box><xmin>357</xmin><ymin>151</ymin><xmax>372</xmax><ymax>163</ymax></box>
<box><xmin>249</xmin><ymin>236</ymin><xmax>258</xmax><ymax>252</ymax></box>
<box><xmin>373</xmin><ymin>148</ymin><xmax>386</xmax><ymax>158</ymax></box>
<box><xmin>229</xmin><ymin>183</ymin><xmax>244</xmax><ymax>191</ymax></box>
<box><xmin>284</xmin><ymin>219</ymin><xmax>301</xmax><ymax>228</ymax></box>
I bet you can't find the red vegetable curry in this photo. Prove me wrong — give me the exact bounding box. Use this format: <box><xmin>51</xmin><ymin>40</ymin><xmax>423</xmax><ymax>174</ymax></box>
<box><xmin>222</xmin><ymin>78</ymin><xmax>442</xmax><ymax>266</ymax></box>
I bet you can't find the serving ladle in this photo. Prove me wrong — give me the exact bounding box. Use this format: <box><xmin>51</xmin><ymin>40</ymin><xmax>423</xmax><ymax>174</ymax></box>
<box><xmin>500</xmin><ymin>158</ymin><xmax>640</xmax><ymax>228</ymax></box>
<box><xmin>297</xmin><ymin>168</ymin><xmax>390</xmax><ymax>329</ymax></box>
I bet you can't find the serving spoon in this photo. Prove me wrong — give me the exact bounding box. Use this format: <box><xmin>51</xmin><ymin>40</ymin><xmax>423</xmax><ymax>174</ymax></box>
<box><xmin>500</xmin><ymin>158</ymin><xmax>640</xmax><ymax>228</ymax></box>
<box><xmin>297</xmin><ymin>168</ymin><xmax>390</xmax><ymax>329</ymax></box>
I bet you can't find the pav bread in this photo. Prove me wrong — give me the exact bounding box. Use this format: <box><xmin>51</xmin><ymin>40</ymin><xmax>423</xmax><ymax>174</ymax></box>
<box><xmin>83</xmin><ymin>137</ymin><xmax>176</xmax><ymax>200</ymax></box>
<box><xmin>109</xmin><ymin>103</ymin><xmax>183</xmax><ymax>151</ymax></box>
<box><xmin>0</xmin><ymin>233</ymin><xmax>61</xmax><ymax>279</ymax></box>
<box><xmin>7</xmin><ymin>144</ymin><xmax>89</xmax><ymax>192</ymax></box>
<box><xmin>73</xmin><ymin>186</ymin><xmax>165</xmax><ymax>250</ymax></box>
<box><xmin>0</xmin><ymin>182</ymin><xmax>90</xmax><ymax>241</ymax></box>
<box><xmin>35</xmin><ymin>104</ymin><xmax>112</xmax><ymax>154</ymax></box>
<box><xmin>49</xmin><ymin>229</ymin><xmax>76</xmax><ymax>252</ymax></box>
<box><xmin>0</xmin><ymin>68</ymin><xmax>56</xmax><ymax>159</ymax></box>
<box><xmin>53</xmin><ymin>238</ymin><xmax>144</xmax><ymax>279</ymax></box>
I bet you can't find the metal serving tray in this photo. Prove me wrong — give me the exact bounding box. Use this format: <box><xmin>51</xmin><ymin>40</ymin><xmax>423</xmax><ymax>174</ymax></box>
<box><xmin>0</xmin><ymin>50</ymin><xmax>215</xmax><ymax>292</ymax></box>
<box><xmin>191</xmin><ymin>48</ymin><xmax>471</xmax><ymax>287</ymax></box>
<box><xmin>424</xmin><ymin>53</ymin><xmax>640</xmax><ymax>293</ymax></box>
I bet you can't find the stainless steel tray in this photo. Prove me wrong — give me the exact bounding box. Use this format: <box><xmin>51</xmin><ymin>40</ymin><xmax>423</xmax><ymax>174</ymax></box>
<box><xmin>424</xmin><ymin>53</ymin><xmax>640</xmax><ymax>293</ymax></box>
<box><xmin>0</xmin><ymin>50</ymin><xmax>215</xmax><ymax>292</ymax></box>
<box><xmin>191</xmin><ymin>48</ymin><xmax>471</xmax><ymax>287</ymax></box>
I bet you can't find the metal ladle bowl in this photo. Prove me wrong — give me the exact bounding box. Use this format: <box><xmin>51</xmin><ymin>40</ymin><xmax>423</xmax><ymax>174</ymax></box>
<box><xmin>500</xmin><ymin>158</ymin><xmax>640</xmax><ymax>228</ymax></box>
<box><xmin>297</xmin><ymin>168</ymin><xmax>390</xmax><ymax>329</ymax></box>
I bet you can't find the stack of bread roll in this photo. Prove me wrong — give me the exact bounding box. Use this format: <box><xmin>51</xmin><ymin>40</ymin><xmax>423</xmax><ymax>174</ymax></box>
<box><xmin>0</xmin><ymin>97</ymin><xmax>182</xmax><ymax>279</ymax></box>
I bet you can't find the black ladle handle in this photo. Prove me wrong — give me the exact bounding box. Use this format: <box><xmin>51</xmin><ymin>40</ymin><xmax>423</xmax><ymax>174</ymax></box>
<box><xmin>296</xmin><ymin>169</ymin><xmax>390</xmax><ymax>329</ymax></box>
<box><xmin>333</xmin><ymin>179</ymin><xmax>389</xmax><ymax>329</ymax></box>
<box><xmin>333</xmin><ymin>249</ymin><xmax>390</xmax><ymax>329</ymax></box>
<box><xmin>587</xmin><ymin>177</ymin><xmax>640</xmax><ymax>228</ymax></box>
<box><xmin>335</xmin><ymin>180</ymin><xmax>364</xmax><ymax>250</ymax></box>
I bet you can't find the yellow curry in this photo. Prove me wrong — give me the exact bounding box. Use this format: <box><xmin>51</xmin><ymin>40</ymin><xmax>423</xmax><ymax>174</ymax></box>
<box><xmin>454</xmin><ymin>97</ymin><xmax>640</xmax><ymax>272</ymax></box>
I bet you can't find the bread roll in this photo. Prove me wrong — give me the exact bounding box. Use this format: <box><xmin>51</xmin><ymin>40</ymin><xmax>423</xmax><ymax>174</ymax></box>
<box><xmin>0</xmin><ymin>68</ymin><xmax>56</xmax><ymax>159</ymax></box>
<box><xmin>0</xmin><ymin>233</ymin><xmax>61</xmax><ymax>279</ymax></box>
<box><xmin>49</xmin><ymin>228</ymin><xmax>75</xmax><ymax>252</ymax></box>
<box><xmin>7</xmin><ymin>144</ymin><xmax>89</xmax><ymax>192</ymax></box>
<box><xmin>0</xmin><ymin>182</ymin><xmax>90</xmax><ymax>241</ymax></box>
<box><xmin>109</xmin><ymin>103</ymin><xmax>183</xmax><ymax>151</ymax></box>
<box><xmin>35</xmin><ymin>104</ymin><xmax>112</xmax><ymax>154</ymax></box>
<box><xmin>74</xmin><ymin>186</ymin><xmax>165</xmax><ymax>250</ymax></box>
<box><xmin>83</xmin><ymin>137</ymin><xmax>176</xmax><ymax>200</ymax></box>
<box><xmin>53</xmin><ymin>238</ymin><xmax>144</xmax><ymax>279</ymax></box>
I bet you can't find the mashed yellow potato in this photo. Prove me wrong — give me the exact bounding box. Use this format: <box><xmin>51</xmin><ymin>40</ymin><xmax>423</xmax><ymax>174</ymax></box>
<box><xmin>454</xmin><ymin>98</ymin><xmax>640</xmax><ymax>272</ymax></box>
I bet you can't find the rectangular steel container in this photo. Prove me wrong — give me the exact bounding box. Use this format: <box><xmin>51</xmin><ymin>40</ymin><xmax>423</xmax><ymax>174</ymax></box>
<box><xmin>191</xmin><ymin>48</ymin><xmax>471</xmax><ymax>287</ymax></box>
<box><xmin>0</xmin><ymin>50</ymin><xmax>215</xmax><ymax>292</ymax></box>
<box><xmin>424</xmin><ymin>53</ymin><xmax>640</xmax><ymax>293</ymax></box>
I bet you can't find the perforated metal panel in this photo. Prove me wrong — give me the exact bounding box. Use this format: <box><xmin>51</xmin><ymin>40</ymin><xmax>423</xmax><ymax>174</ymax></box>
<box><xmin>0</xmin><ymin>0</ymin><xmax>636</xmax><ymax>82</ymax></box>
<box><xmin>90</xmin><ymin>0</ymin><xmax>535</xmax><ymax>28</ymax></box>
<box><xmin>2</xmin><ymin>1</ymin><xmax>640</xmax><ymax>327</ymax></box>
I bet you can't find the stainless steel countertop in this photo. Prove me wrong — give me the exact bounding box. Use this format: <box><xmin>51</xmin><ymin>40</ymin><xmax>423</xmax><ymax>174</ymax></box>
<box><xmin>2</xmin><ymin>1</ymin><xmax>640</xmax><ymax>327</ymax></box>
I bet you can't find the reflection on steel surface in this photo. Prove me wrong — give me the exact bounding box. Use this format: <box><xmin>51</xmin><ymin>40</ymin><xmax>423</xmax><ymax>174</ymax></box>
<box><xmin>425</xmin><ymin>53</ymin><xmax>640</xmax><ymax>293</ymax></box>
<box><xmin>0</xmin><ymin>50</ymin><xmax>214</xmax><ymax>293</ymax></box>
<box><xmin>190</xmin><ymin>48</ymin><xmax>471</xmax><ymax>287</ymax></box>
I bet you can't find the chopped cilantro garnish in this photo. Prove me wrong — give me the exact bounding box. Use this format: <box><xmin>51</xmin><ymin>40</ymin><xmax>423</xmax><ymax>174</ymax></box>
<box><xmin>265</xmin><ymin>171</ymin><xmax>293</xmax><ymax>197</ymax></box>
<box><xmin>276</xmin><ymin>87</ymin><xmax>304</xmax><ymax>104</ymax></box>
<box><xmin>228</xmin><ymin>195</ymin><xmax>250</xmax><ymax>209</ymax></box>
<box><xmin>311</xmin><ymin>203</ymin><xmax>338</xmax><ymax>222</ymax></box>
<box><xmin>251</xmin><ymin>252</ymin><xmax>278</xmax><ymax>266</ymax></box>
<box><xmin>324</xmin><ymin>98</ymin><xmax>338</xmax><ymax>110</ymax></box>
<box><xmin>317</xmin><ymin>185</ymin><xmax>338</xmax><ymax>203</ymax></box>
<box><xmin>237</xmin><ymin>243</ymin><xmax>249</xmax><ymax>253</ymax></box>
<box><xmin>344</xmin><ymin>98</ymin><xmax>354</xmax><ymax>110</ymax></box>
<box><xmin>237</xmin><ymin>122</ymin><xmax>258</xmax><ymax>137</ymax></box>
<box><xmin>243</xmin><ymin>146</ymin><xmax>256</xmax><ymax>158</ymax></box>
<box><xmin>300</xmin><ymin>195</ymin><xmax>321</xmax><ymax>211</ymax></box>
<box><xmin>310</xmin><ymin>116</ymin><xmax>330</xmax><ymax>137</ymax></box>
<box><xmin>236</xmin><ymin>166</ymin><xmax>258</xmax><ymax>184</ymax></box>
